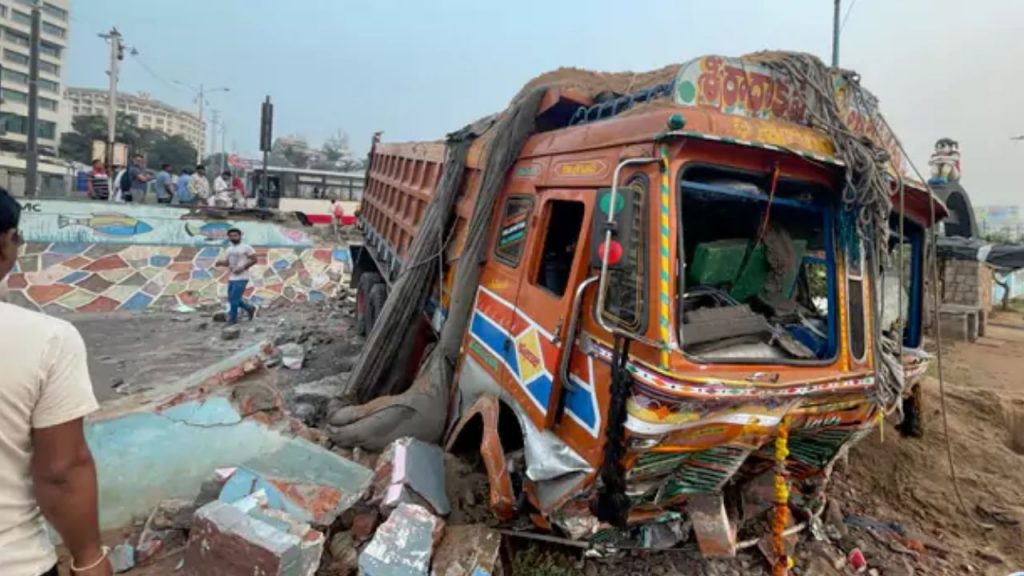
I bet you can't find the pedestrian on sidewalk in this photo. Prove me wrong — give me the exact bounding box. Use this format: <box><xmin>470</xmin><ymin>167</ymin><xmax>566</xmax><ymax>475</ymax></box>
<box><xmin>124</xmin><ymin>154</ymin><xmax>151</xmax><ymax>203</ymax></box>
<box><xmin>175</xmin><ymin>168</ymin><xmax>193</xmax><ymax>205</ymax></box>
<box><xmin>155</xmin><ymin>164</ymin><xmax>174</xmax><ymax>205</ymax></box>
<box><xmin>216</xmin><ymin>227</ymin><xmax>257</xmax><ymax>324</ymax></box>
<box><xmin>188</xmin><ymin>165</ymin><xmax>210</xmax><ymax>205</ymax></box>
<box><xmin>212</xmin><ymin>170</ymin><xmax>233</xmax><ymax>208</ymax></box>
<box><xmin>86</xmin><ymin>159</ymin><xmax>110</xmax><ymax>201</ymax></box>
<box><xmin>0</xmin><ymin>189</ymin><xmax>112</xmax><ymax>576</ymax></box>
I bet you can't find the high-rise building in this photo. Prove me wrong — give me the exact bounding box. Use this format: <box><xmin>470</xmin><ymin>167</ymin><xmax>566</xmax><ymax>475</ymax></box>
<box><xmin>64</xmin><ymin>87</ymin><xmax>206</xmax><ymax>156</ymax></box>
<box><xmin>0</xmin><ymin>0</ymin><xmax>70</xmax><ymax>155</ymax></box>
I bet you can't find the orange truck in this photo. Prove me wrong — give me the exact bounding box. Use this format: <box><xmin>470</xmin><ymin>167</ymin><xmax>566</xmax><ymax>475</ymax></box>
<box><xmin>349</xmin><ymin>53</ymin><xmax>945</xmax><ymax>555</ymax></box>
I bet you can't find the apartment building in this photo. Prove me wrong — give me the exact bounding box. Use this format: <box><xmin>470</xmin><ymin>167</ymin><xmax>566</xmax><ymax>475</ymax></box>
<box><xmin>65</xmin><ymin>87</ymin><xmax>206</xmax><ymax>155</ymax></box>
<box><xmin>0</xmin><ymin>0</ymin><xmax>70</xmax><ymax>155</ymax></box>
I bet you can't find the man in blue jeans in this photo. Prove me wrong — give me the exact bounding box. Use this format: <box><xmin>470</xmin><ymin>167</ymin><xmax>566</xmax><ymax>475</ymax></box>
<box><xmin>217</xmin><ymin>228</ymin><xmax>257</xmax><ymax>323</ymax></box>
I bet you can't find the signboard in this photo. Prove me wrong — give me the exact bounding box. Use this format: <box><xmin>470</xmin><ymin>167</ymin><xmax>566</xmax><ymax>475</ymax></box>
<box><xmin>90</xmin><ymin>140</ymin><xmax>128</xmax><ymax>166</ymax></box>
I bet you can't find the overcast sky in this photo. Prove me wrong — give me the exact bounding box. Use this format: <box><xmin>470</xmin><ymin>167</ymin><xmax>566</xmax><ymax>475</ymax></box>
<box><xmin>67</xmin><ymin>0</ymin><xmax>1022</xmax><ymax>206</ymax></box>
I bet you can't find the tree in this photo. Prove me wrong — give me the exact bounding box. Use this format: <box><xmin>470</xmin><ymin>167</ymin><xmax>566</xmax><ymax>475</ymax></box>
<box><xmin>147</xmin><ymin>134</ymin><xmax>197</xmax><ymax>170</ymax></box>
<box><xmin>322</xmin><ymin>130</ymin><xmax>352</xmax><ymax>164</ymax></box>
<box><xmin>282</xmin><ymin>145</ymin><xmax>310</xmax><ymax>169</ymax></box>
<box><xmin>58</xmin><ymin>114</ymin><xmax>184</xmax><ymax>167</ymax></box>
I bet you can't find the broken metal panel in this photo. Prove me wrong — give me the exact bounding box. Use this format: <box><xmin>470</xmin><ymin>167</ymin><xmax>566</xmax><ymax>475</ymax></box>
<box><xmin>687</xmin><ymin>492</ymin><xmax>737</xmax><ymax>558</ymax></box>
<box><xmin>445</xmin><ymin>394</ymin><xmax>516</xmax><ymax>520</ymax></box>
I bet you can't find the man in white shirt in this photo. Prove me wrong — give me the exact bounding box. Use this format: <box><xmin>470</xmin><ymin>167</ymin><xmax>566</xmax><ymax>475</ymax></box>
<box><xmin>0</xmin><ymin>189</ymin><xmax>111</xmax><ymax>576</ymax></box>
<box><xmin>187</xmin><ymin>165</ymin><xmax>211</xmax><ymax>205</ymax></box>
<box><xmin>212</xmin><ymin>170</ymin><xmax>233</xmax><ymax>208</ymax></box>
<box><xmin>216</xmin><ymin>228</ymin><xmax>258</xmax><ymax>324</ymax></box>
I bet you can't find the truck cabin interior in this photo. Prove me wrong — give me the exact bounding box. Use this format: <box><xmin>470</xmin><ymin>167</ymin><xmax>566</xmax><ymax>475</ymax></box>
<box><xmin>678</xmin><ymin>164</ymin><xmax>838</xmax><ymax>363</ymax></box>
<box><xmin>882</xmin><ymin>213</ymin><xmax>925</xmax><ymax>348</ymax></box>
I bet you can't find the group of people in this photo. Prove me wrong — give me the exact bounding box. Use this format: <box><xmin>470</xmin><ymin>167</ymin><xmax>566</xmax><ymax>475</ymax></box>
<box><xmin>87</xmin><ymin>155</ymin><xmax>253</xmax><ymax>209</ymax></box>
<box><xmin>0</xmin><ymin>186</ymin><xmax>265</xmax><ymax>575</ymax></box>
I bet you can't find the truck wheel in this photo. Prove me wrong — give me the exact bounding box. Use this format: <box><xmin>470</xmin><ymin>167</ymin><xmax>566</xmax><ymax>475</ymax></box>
<box><xmin>366</xmin><ymin>283</ymin><xmax>388</xmax><ymax>335</ymax></box>
<box><xmin>355</xmin><ymin>273</ymin><xmax>382</xmax><ymax>337</ymax></box>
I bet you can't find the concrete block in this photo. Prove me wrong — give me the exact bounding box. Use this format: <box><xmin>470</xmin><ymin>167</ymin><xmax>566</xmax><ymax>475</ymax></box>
<box><xmin>430</xmin><ymin>524</ymin><xmax>502</xmax><ymax>576</ymax></box>
<box><xmin>372</xmin><ymin>437</ymin><xmax>450</xmax><ymax>516</ymax></box>
<box><xmin>218</xmin><ymin>438</ymin><xmax>372</xmax><ymax>526</ymax></box>
<box><xmin>359</xmin><ymin>503</ymin><xmax>445</xmax><ymax>576</ymax></box>
<box><xmin>688</xmin><ymin>492</ymin><xmax>737</xmax><ymax>558</ymax></box>
<box><xmin>184</xmin><ymin>500</ymin><xmax>322</xmax><ymax>576</ymax></box>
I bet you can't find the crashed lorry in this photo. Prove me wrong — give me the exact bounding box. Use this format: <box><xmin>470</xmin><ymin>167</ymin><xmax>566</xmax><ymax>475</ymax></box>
<box><xmin>344</xmin><ymin>52</ymin><xmax>945</xmax><ymax>555</ymax></box>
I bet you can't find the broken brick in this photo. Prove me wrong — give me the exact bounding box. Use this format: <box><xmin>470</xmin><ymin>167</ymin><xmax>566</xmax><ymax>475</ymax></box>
<box><xmin>350</xmin><ymin>510</ymin><xmax>380</xmax><ymax>543</ymax></box>
<box><xmin>183</xmin><ymin>500</ymin><xmax>323</xmax><ymax>576</ymax></box>
<box><xmin>372</xmin><ymin>437</ymin><xmax>450</xmax><ymax>516</ymax></box>
<box><xmin>688</xmin><ymin>492</ymin><xmax>737</xmax><ymax>558</ymax></box>
<box><xmin>359</xmin><ymin>503</ymin><xmax>445</xmax><ymax>576</ymax></box>
<box><xmin>430</xmin><ymin>524</ymin><xmax>502</xmax><ymax>576</ymax></box>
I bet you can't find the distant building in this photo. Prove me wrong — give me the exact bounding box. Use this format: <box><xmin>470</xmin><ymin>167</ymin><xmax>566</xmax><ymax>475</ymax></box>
<box><xmin>0</xmin><ymin>0</ymin><xmax>71</xmax><ymax>156</ymax></box>
<box><xmin>63</xmin><ymin>87</ymin><xmax>207</xmax><ymax>155</ymax></box>
<box><xmin>976</xmin><ymin>205</ymin><xmax>1023</xmax><ymax>242</ymax></box>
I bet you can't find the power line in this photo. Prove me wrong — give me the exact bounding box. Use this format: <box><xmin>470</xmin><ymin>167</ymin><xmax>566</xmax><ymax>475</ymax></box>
<box><xmin>840</xmin><ymin>0</ymin><xmax>859</xmax><ymax>32</ymax></box>
<box><xmin>128</xmin><ymin>52</ymin><xmax>182</xmax><ymax>94</ymax></box>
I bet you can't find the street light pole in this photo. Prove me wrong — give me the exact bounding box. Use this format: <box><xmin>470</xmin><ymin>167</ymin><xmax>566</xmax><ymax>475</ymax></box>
<box><xmin>24</xmin><ymin>2</ymin><xmax>41</xmax><ymax>197</ymax></box>
<box><xmin>832</xmin><ymin>0</ymin><xmax>841</xmax><ymax>67</ymax></box>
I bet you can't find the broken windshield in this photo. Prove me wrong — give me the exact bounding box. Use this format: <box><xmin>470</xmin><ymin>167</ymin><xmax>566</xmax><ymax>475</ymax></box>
<box><xmin>678</xmin><ymin>165</ymin><xmax>837</xmax><ymax>363</ymax></box>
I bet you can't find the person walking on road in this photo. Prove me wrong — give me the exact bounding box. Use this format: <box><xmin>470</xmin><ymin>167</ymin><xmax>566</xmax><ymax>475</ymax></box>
<box><xmin>0</xmin><ymin>189</ymin><xmax>112</xmax><ymax>576</ymax></box>
<box><xmin>216</xmin><ymin>228</ymin><xmax>257</xmax><ymax>324</ymax></box>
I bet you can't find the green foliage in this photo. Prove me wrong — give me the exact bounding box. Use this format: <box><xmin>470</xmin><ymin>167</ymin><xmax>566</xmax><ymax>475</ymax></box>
<box><xmin>58</xmin><ymin>114</ymin><xmax>196</xmax><ymax>169</ymax></box>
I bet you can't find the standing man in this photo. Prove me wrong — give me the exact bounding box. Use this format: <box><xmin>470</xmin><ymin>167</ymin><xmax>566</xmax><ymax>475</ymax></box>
<box><xmin>86</xmin><ymin>159</ymin><xmax>110</xmax><ymax>201</ymax></box>
<box><xmin>124</xmin><ymin>154</ymin><xmax>151</xmax><ymax>203</ymax></box>
<box><xmin>188</xmin><ymin>165</ymin><xmax>210</xmax><ymax>204</ymax></box>
<box><xmin>212</xmin><ymin>171</ymin><xmax>232</xmax><ymax>208</ymax></box>
<box><xmin>155</xmin><ymin>164</ymin><xmax>174</xmax><ymax>204</ymax></box>
<box><xmin>175</xmin><ymin>168</ymin><xmax>193</xmax><ymax>205</ymax></box>
<box><xmin>216</xmin><ymin>228</ymin><xmax>257</xmax><ymax>323</ymax></box>
<box><xmin>0</xmin><ymin>189</ymin><xmax>112</xmax><ymax>576</ymax></box>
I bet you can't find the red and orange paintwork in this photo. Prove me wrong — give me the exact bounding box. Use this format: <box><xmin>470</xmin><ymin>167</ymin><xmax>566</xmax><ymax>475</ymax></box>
<box><xmin>359</xmin><ymin>88</ymin><xmax>943</xmax><ymax>529</ymax></box>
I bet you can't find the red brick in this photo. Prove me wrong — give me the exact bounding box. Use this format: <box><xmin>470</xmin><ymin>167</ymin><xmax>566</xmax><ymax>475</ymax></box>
<box><xmin>350</xmin><ymin>510</ymin><xmax>380</xmax><ymax>543</ymax></box>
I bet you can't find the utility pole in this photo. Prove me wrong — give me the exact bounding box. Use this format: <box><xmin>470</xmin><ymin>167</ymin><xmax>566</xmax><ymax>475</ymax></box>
<box><xmin>99</xmin><ymin>27</ymin><xmax>125</xmax><ymax>170</ymax></box>
<box><xmin>209</xmin><ymin>109</ymin><xmax>220</xmax><ymax>172</ymax></box>
<box><xmin>24</xmin><ymin>2</ymin><xmax>41</xmax><ymax>197</ymax></box>
<box><xmin>831</xmin><ymin>0</ymin><xmax>841</xmax><ymax>67</ymax></box>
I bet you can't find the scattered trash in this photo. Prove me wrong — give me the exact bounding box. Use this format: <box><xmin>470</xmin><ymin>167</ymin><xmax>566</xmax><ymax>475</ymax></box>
<box><xmin>175</xmin><ymin>303</ymin><xmax>198</xmax><ymax>314</ymax></box>
<box><xmin>848</xmin><ymin>547</ymin><xmax>867</xmax><ymax>572</ymax></box>
<box><xmin>109</xmin><ymin>543</ymin><xmax>135</xmax><ymax>573</ymax></box>
<box><xmin>278</xmin><ymin>342</ymin><xmax>305</xmax><ymax>369</ymax></box>
<box><xmin>359</xmin><ymin>503</ymin><xmax>445</xmax><ymax>576</ymax></box>
<box><xmin>221</xmin><ymin>325</ymin><xmax>241</xmax><ymax>341</ymax></box>
<box><xmin>150</xmin><ymin>499</ymin><xmax>197</xmax><ymax>531</ymax></box>
<box><xmin>372</xmin><ymin>437</ymin><xmax>450</xmax><ymax>516</ymax></box>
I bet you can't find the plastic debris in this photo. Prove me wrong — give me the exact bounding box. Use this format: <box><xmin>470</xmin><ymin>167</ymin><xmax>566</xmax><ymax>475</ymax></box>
<box><xmin>109</xmin><ymin>543</ymin><xmax>136</xmax><ymax>573</ymax></box>
<box><xmin>430</xmin><ymin>524</ymin><xmax>502</xmax><ymax>576</ymax></box>
<box><xmin>849</xmin><ymin>548</ymin><xmax>867</xmax><ymax>572</ymax></box>
<box><xmin>278</xmin><ymin>343</ymin><xmax>305</xmax><ymax>369</ymax></box>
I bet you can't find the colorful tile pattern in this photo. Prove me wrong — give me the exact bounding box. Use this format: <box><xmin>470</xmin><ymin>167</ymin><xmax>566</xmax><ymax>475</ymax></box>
<box><xmin>4</xmin><ymin>241</ymin><xmax>349</xmax><ymax>313</ymax></box>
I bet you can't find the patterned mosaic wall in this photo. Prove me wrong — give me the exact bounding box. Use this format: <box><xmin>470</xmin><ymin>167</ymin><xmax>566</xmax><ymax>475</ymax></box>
<box><xmin>2</xmin><ymin>199</ymin><xmax>350</xmax><ymax>313</ymax></box>
<box><xmin>3</xmin><ymin>242</ymin><xmax>351</xmax><ymax>313</ymax></box>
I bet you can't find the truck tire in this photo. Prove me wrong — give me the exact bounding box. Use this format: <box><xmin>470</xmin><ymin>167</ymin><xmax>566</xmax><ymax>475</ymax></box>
<box><xmin>355</xmin><ymin>273</ymin><xmax>383</xmax><ymax>337</ymax></box>
<box><xmin>366</xmin><ymin>283</ymin><xmax>388</xmax><ymax>335</ymax></box>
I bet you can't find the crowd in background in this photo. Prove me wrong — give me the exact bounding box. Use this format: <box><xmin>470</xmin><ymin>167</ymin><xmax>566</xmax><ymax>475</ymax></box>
<box><xmin>85</xmin><ymin>156</ymin><xmax>255</xmax><ymax>209</ymax></box>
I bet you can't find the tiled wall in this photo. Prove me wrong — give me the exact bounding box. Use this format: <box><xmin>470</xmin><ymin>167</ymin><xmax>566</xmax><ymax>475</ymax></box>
<box><xmin>4</xmin><ymin>242</ymin><xmax>350</xmax><ymax>313</ymax></box>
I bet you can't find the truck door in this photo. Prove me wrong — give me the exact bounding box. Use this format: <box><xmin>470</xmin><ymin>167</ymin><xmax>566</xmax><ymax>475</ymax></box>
<box><xmin>506</xmin><ymin>191</ymin><xmax>590</xmax><ymax>427</ymax></box>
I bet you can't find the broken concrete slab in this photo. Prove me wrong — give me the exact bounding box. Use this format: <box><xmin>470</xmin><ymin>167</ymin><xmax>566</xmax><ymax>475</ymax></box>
<box><xmin>149</xmin><ymin>499</ymin><xmax>198</xmax><ymax>531</ymax></box>
<box><xmin>688</xmin><ymin>492</ymin><xmax>737</xmax><ymax>558</ymax></box>
<box><xmin>218</xmin><ymin>438</ymin><xmax>372</xmax><ymax>526</ymax></box>
<box><xmin>278</xmin><ymin>342</ymin><xmax>305</xmax><ymax>369</ymax></box>
<box><xmin>184</xmin><ymin>499</ymin><xmax>323</xmax><ymax>576</ymax></box>
<box><xmin>430</xmin><ymin>524</ymin><xmax>502</xmax><ymax>576</ymax></box>
<box><xmin>372</xmin><ymin>437</ymin><xmax>450</xmax><ymax>516</ymax></box>
<box><xmin>222</xmin><ymin>325</ymin><xmax>241</xmax><ymax>340</ymax></box>
<box><xmin>232</xmin><ymin>380</ymin><xmax>282</xmax><ymax>416</ymax></box>
<box><xmin>359</xmin><ymin>503</ymin><xmax>445</xmax><ymax>576</ymax></box>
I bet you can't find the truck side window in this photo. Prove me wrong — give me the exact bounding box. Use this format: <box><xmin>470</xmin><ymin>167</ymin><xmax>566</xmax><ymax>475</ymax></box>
<box><xmin>535</xmin><ymin>200</ymin><xmax>585</xmax><ymax>296</ymax></box>
<box><xmin>601</xmin><ymin>176</ymin><xmax>647</xmax><ymax>332</ymax></box>
<box><xmin>494</xmin><ymin>196</ymin><xmax>533</xmax><ymax>267</ymax></box>
<box><xmin>847</xmin><ymin>239</ymin><xmax>867</xmax><ymax>361</ymax></box>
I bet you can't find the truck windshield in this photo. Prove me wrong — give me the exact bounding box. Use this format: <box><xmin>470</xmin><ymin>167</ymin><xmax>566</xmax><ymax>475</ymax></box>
<box><xmin>678</xmin><ymin>166</ymin><xmax>837</xmax><ymax>363</ymax></box>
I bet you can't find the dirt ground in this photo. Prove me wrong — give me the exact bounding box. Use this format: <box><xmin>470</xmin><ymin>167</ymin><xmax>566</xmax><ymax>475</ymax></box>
<box><xmin>65</xmin><ymin>300</ymin><xmax>1024</xmax><ymax>575</ymax></box>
